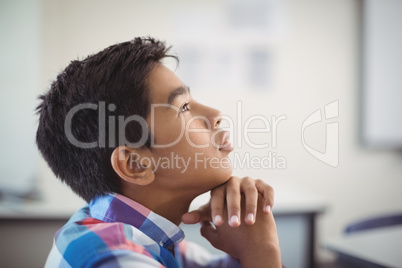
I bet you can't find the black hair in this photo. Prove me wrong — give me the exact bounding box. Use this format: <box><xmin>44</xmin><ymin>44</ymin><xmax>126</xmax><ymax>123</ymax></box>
<box><xmin>36</xmin><ymin>37</ymin><xmax>177</xmax><ymax>202</ymax></box>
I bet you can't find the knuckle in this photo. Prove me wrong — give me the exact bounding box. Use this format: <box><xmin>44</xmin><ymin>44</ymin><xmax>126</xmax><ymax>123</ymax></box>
<box><xmin>227</xmin><ymin>190</ymin><xmax>240</xmax><ymax>199</ymax></box>
<box><xmin>268</xmin><ymin>186</ymin><xmax>275</xmax><ymax>195</ymax></box>
<box><xmin>230</xmin><ymin>205</ymin><xmax>241</xmax><ymax>214</ymax></box>
<box><xmin>227</xmin><ymin>176</ymin><xmax>237</xmax><ymax>184</ymax></box>
<box><xmin>211</xmin><ymin>208</ymin><xmax>223</xmax><ymax>215</ymax></box>
<box><xmin>259</xmin><ymin>180</ymin><xmax>273</xmax><ymax>193</ymax></box>
<box><xmin>242</xmin><ymin>176</ymin><xmax>253</xmax><ymax>184</ymax></box>
<box><xmin>267</xmin><ymin>184</ymin><xmax>274</xmax><ymax>192</ymax></box>
<box><xmin>211</xmin><ymin>190</ymin><xmax>225</xmax><ymax>200</ymax></box>
<box><xmin>266</xmin><ymin>191</ymin><xmax>274</xmax><ymax>201</ymax></box>
<box><xmin>266</xmin><ymin>195</ymin><xmax>275</xmax><ymax>206</ymax></box>
<box><xmin>255</xmin><ymin>179</ymin><xmax>264</xmax><ymax>185</ymax></box>
<box><xmin>245</xmin><ymin>186</ymin><xmax>258</xmax><ymax>194</ymax></box>
<box><xmin>246</xmin><ymin>203</ymin><xmax>257</xmax><ymax>211</ymax></box>
<box><xmin>211</xmin><ymin>204</ymin><xmax>224</xmax><ymax>212</ymax></box>
<box><xmin>231</xmin><ymin>176</ymin><xmax>240</xmax><ymax>181</ymax></box>
<box><xmin>266</xmin><ymin>196</ymin><xmax>274</xmax><ymax>204</ymax></box>
<box><xmin>227</xmin><ymin>186</ymin><xmax>240</xmax><ymax>196</ymax></box>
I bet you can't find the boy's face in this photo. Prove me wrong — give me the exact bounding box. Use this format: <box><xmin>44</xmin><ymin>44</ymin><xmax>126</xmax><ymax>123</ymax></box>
<box><xmin>144</xmin><ymin>64</ymin><xmax>233</xmax><ymax>195</ymax></box>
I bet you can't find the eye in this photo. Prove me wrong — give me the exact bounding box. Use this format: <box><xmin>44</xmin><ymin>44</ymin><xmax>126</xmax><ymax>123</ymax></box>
<box><xmin>179</xmin><ymin>102</ymin><xmax>190</xmax><ymax>113</ymax></box>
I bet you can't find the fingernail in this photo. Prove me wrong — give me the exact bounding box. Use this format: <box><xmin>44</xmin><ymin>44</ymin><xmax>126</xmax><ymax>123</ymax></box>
<box><xmin>230</xmin><ymin>215</ymin><xmax>240</xmax><ymax>226</ymax></box>
<box><xmin>246</xmin><ymin>213</ymin><xmax>254</xmax><ymax>223</ymax></box>
<box><xmin>265</xmin><ymin>205</ymin><xmax>271</xmax><ymax>214</ymax></box>
<box><xmin>213</xmin><ymin>215</ymin><xmax>222</xmax><ymax>225</ymax></box>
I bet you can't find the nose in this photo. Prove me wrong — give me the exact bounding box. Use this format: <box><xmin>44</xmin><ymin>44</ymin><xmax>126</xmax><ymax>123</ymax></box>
<box><xmin>214</xmin><ymin>113</ymin><xmax>222</xmax><ymax>129</ymax></box>
<box><xmin>194</xmin><ymin>102</ymin><xmax>222</xmax><ymax>130</ymax></box>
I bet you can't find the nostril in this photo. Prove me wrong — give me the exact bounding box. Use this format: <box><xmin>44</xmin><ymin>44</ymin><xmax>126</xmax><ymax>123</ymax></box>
<box><xmin>215</xmin><ymin>116</ymin><xmax>222</xmax><ymax>128</ymax></box>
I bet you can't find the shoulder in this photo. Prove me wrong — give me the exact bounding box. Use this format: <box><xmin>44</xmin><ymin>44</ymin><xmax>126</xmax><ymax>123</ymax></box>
<box><xmin>51</xmin><ymin>217</ymin><xmax>162</xmax><ymax>267</ymax></box>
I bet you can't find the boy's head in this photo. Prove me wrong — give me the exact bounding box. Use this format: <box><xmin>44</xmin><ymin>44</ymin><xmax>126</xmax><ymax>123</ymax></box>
<box><xmin>36</xmin><ymin>37</ymin><xmax>233</xmax><ymax>203</ymax></box>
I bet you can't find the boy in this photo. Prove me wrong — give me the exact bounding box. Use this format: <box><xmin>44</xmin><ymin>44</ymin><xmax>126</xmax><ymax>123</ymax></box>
<box><xmin>36</xmin><ymin>37</ymin><xmax>281</xmax><ymax>267</ymax></box>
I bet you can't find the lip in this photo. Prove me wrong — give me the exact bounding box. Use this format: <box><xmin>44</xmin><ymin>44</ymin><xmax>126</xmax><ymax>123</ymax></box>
<box><xmin>219</xmin><ymin>132</ymin><xmax>234</xmax><ymax>152</ymax></box>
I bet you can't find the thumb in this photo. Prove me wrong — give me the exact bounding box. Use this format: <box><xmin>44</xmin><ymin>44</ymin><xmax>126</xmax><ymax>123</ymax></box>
<box><xmin>200</xmin><ymin>221</ymin><xmax>219</xmax><ymax>248</ymax></box>
<box><xmin>181</xmin><ymin>210</ymin><xmax>201</xmax><ymax>224</ymax></box>
<box><xmin>181</xmin><ymin>203</ymin><xmax>211</xmax><ymax>224</ymax></box>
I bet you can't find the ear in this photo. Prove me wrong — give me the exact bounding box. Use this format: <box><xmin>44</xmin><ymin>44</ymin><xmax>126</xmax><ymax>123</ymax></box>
<box><xmin>111</xmin><ymin>146</ymin><xmax>155</xmax><ymax>186</ymax></box>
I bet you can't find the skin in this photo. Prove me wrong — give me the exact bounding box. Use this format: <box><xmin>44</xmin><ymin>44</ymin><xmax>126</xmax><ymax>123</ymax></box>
<box><xmin>111</xmin><ymin>64</ymin><xmax>281</xmax><ymax>267</ymax></box>
<box><xmin>182</xmin><ymin>177</ymin><xmax>274</xmax><ymax>227</ymax></box>
<box><xmin>201</xmin><ymin>195</ymin><xmax>281</xmax><ymax>268</ymax></box>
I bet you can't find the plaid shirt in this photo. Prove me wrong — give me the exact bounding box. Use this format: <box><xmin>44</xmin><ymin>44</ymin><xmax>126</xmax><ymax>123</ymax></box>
<box><xmin>45</xmin><ymin>193</ymin><xmax>241</xmax><ymax>268</ymax></box>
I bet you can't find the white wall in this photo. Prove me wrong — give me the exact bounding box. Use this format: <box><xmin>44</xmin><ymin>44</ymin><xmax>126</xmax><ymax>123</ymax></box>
<box><xmin>36</xmin><ymin>0</ymin><xmax>402</xmax><ymax>262</ymax></box>
<box><xmin>0</xmin><ymin>0</ymin><xmax>41</xmax><ymax>194</ymax></box>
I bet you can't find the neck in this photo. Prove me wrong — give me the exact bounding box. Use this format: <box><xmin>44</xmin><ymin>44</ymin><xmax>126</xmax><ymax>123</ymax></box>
<box><xmin>121</xmin><ymin>184</ymin><xmax>197</xmax><ymax>226</ymax></box>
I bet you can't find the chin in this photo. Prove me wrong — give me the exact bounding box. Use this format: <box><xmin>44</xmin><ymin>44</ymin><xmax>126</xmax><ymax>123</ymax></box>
<box><xmin>214</xmin><ymin>165</ymin><xmax>234</xmax><ymax>185</ymax></box>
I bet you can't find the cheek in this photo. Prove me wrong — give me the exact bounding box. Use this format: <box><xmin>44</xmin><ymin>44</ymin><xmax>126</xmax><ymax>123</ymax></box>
<box><xmin>186</xmin><ymin>131</ymin><xmax>211</xmax><ymax>147</ymax></box>
<box><xmin>186</xmin><ymin>119</ymin><xmax>214</xmax><ymax>148</ymax></box>
<box><xmin>150</xmin><ymin>113</ymin><xmax>184</xmax><ymax>146</ymax></box>
<box><xmin>149</xmin><ymin>111</ymin><xmax>216</xmax><ymax>151</ymax></box>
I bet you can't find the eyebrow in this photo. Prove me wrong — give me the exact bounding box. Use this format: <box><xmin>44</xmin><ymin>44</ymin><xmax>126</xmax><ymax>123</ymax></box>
<box><xmin>167</xmin><ymin>85</ymin><xmax>190</xmax><ymax>105</ymax></box>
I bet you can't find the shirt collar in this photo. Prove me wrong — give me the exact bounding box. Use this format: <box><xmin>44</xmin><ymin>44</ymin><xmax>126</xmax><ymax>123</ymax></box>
<box><xmin>89</xmin><ymin>193</ymin><xmax>184</xmax><ymax>248</ymax></box>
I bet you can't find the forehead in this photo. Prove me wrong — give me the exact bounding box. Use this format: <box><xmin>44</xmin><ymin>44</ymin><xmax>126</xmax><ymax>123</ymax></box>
<box><xmin>147</xmin><ymin>64</ymin><xmax>184</xmax><ymax>104</ymax></box>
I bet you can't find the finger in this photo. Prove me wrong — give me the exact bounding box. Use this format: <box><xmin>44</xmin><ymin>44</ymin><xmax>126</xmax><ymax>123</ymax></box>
<box><xmin>181</xmin><ymin>203</ymin><xmax>211</xmax><ymax>224</ymax></box>
<box><xmin>225</xmin><ymin>177</ymin><xmax>241</xmax><ymax>227</ymax></box>
<box><xmin>210</xmin><ymin>186</ymin><xmax>225</xmax><ymax>226</ymax></box>
<box><xmin>255</xmin><ymin>179</ymin><xmax>274</xmax><ymax>214</ymax></box>
<box><xmin>200</xmin><ymin>221</ymin><xmax>219</xmax><ymax>248</ymax></box>
<box><xmin>240</xmin><ymin>177</ymin><xmax>258</xmax><ymax>225</ymax></box>
<box><xmin>181</xmin><ymin>210</ymin><xmax>201</xmax><ymax>224</ymax></box>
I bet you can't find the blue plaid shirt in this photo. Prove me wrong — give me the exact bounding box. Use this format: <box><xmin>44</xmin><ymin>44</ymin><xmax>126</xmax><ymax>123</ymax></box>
<box><xmin>45</xmin><ymin>193</ymin><xmax>241</xmax><ymax>267</ymax></box>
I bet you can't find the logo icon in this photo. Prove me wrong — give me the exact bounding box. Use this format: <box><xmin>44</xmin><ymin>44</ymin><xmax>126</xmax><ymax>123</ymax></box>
<box><xmin>301</xmin><ymin>100</ymin><xmax>339</xmax><ymax>167</ymax></box>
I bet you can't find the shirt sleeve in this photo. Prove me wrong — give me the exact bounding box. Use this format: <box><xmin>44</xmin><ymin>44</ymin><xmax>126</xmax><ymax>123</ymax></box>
<box><xmin>90</xmin><ymin>250</ymin><xmax>166</xmax><ymax>268</ymax></box>
<box><xmin>45</xmin><ymin>238</ymin><xmax>167</xmax><ymax>268</ymax></box>
<box><xmin>177</xmin><ymin>240</ymin><xmax>242</xmax><ymax>268</ymax></box>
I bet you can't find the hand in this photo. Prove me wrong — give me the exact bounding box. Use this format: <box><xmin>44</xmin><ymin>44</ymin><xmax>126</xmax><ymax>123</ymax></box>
<box><xmin>201</xmin><ymin>195</ymin><xmax>281</xmax><ymax>268</ymax></box>
<box><xmin>182</xmin><ymin>176</ymin><xmax>274</xmax><ymax>227</ymax></box>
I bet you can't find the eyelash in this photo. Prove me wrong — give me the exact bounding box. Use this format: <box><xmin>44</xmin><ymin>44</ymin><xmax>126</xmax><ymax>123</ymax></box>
<box><xmin>179</xmin><ymin>102</ymin><xmax>190</xmax><ymax>113</ymax></box>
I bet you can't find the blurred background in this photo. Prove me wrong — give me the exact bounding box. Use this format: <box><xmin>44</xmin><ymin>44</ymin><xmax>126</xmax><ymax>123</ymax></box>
<box><xmin>1</xmin><ymin>0</ymin><xmax>401</xmax><ymax>267</ymax></box>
